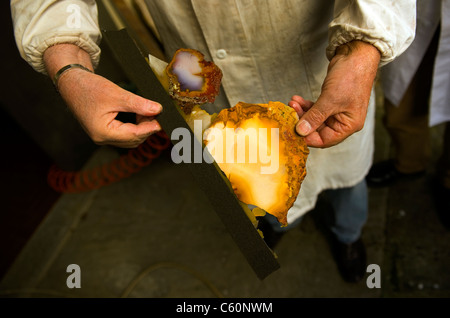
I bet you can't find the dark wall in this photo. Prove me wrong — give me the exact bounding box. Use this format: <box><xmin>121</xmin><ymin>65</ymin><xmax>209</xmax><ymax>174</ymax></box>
<box><xmin>0</xmin><ymin>1</ymin><xmax>136</xmax><ymax>171</ymax></box>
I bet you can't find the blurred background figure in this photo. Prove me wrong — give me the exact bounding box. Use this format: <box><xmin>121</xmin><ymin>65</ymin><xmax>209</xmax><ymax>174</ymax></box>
<box><xmin>367</xmin><ymin>0</ymin><xmax>450</xmax><ymax>229</ymax></box>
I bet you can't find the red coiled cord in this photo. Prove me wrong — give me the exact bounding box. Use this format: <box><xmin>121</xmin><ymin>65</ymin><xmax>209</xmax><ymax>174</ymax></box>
<box><xmin>47</xmin><ymin>131</ymin><xmax>171</xmax><ymax>193</ymax></box>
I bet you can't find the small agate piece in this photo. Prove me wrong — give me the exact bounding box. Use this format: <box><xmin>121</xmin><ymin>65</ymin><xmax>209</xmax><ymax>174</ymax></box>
<box><xmin>166</xmin><ymin>48</ymin><xmax>223</xmax><ymax>114</ymax></box>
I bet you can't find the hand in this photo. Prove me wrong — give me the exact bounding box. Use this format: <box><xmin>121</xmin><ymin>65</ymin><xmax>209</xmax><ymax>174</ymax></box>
<box><xmin>44</xmin><ymin>44</ymin><xmax>162</xmax><ymax>148</ymax></box>
<box><xmin>58</xmin><ymin>70</ymin><xmax>162</xmax><ymax>148</ymax></box>
<box><xmin>289</xmin><ymin>41</ymin><xmax>380</xmax><ymax>148</ymax></box>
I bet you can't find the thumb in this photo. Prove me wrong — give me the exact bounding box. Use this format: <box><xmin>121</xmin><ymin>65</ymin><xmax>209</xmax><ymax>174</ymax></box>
<box><xmin>119</xmin><ymin>91</ymin><xmax>163</xmax><ymax>117</ymax></box>
<box><xmin>296</xmin><ymin>100</ymin><xmax>331</xmax><ymax>136</ymax></box>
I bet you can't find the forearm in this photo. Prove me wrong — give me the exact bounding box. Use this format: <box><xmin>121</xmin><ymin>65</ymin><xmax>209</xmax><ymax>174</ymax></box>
<box><xmin>11</xmin><ymin>0</ymin><xmax>101</xmax><ymax>74</ymax></box>
<box><xmin>328</xmin><ymin>0</ymin><xmax>415</xmax><ymax>66</ymax></box>
<box><xmin>43</xmin><ymin>44</ymin><xmax>94</xmax><ymax>80</ymax></box>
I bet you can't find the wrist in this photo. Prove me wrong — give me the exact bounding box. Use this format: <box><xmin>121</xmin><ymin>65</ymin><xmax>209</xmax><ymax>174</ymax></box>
<box><xmin>335</xmin><ymin>40</ymin><xmax>381</xmax><ymax>65</ymax></box>
<box><xmin>43</xmin><ymin>43</ymin><xmax>94</xmax><ymax>79</ymax></box>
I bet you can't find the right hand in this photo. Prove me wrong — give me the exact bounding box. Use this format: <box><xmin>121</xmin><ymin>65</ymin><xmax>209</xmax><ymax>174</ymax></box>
<box><xmin>58</xmin><ymin>69</ymin><xmax>162</xmax><ymax>148</ymax></box>
<box><xmin>44</xmin><ymin>43</ymin><xmax>162</xmax><ymax>148</ymax></box>
<box><xmin>288</xmin><ymin>41</ymin><xmax>380</xmax><ymax>148</ymax></box>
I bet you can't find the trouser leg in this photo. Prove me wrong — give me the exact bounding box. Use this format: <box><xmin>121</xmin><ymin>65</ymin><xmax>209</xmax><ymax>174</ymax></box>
<box><xmin>324</xmin><ymin>180</ymin><xmax>368</xmax><ymax>244</ymax></box>
<box><xmin>383</xmin><ymin>26</ymin><xmax>440</xmax><ymax>174</ymax></box>
<box><xmin>384</xmin><ymin>90</ymin><xmax>431</xmax><ymax>174</ymax></box>
<box><xmin>437</xmin><ymin>122</ymin><xmax>450</xmax><ymax>189</ymax></box>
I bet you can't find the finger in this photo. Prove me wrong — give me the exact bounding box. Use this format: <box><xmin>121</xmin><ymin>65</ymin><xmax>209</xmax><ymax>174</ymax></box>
<box><xmin>289</xmin><ymin>96</ymin><xmax>315</xmax><ymax>117</ymax></box>
<box><xmin>291</xmin><ymin>95</ymin><xmax>315</xmax><ymax>110</ymax></box>
<box><xmin>135</xmin><ymin>115</ymin><xmax>161</xmax><ymax>127</ymax></box>
<box><xmin>119</xmin><ymin>90</ymin><xmax>163</xmax><ymax>117</ymax></box>
<box><xmin>295</xmin><ymin>100</ymin><xmax>332</xmax><ymax>137</ymax></box>
<box><xmin>288</xmin><ymin>100</ymin><xmax>304</xmax><ymax>117</ymax></box>
<box><xmin>305</xmin><ymin>124</ymin><xmax>346</xmax><ymax>148</ymax></box>
<box><xmin>119</xmin><ymin>119</ymin><xmax>161</xmax><ymax>137</ymax></box>
<box><xmin>107</xmin><ymin>119</ymin><xmax>162</xmax><ymax>148</ymax></box>
<box><xmin>303</xmin><ymin>131</ymin><xmax>324</xmax><ymax>148</ymax></box>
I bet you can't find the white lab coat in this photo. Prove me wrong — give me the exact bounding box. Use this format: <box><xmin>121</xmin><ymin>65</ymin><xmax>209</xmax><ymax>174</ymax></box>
<box><xmin>382</xmin><ymin>0</ymin><xmax>450</xmax><ymax>127</ymax></box>
<box><xmin>11</xmin><ymin>0</ymin><xmax>415</xmax><ymax>223</ymax></box>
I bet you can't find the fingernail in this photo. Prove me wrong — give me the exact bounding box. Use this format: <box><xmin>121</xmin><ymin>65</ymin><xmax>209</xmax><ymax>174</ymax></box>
<box><xmin>297</xmin><ymin>120</ymin><xmax>311</xmax><ymax>136</ymax></box>
<box><xmin>291</xmin><ymin>102</ymin><xmax>301</xmax><ymax>113</ymax></box>
<box><xmin>151</xmin><ymin>102</ymin><xmax>163</xmax><ymax>112</ymax></box>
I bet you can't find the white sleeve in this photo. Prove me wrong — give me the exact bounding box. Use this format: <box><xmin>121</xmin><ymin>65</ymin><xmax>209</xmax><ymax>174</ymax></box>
<box><xmin>11</xmin><ymin>0</ymin><xmax>102</xmax><ymax>74</ymax></box>
<box><xmin>327</xmin><ymin>0</ymin><xmax>416</xmax><ymax>66</ymax></box>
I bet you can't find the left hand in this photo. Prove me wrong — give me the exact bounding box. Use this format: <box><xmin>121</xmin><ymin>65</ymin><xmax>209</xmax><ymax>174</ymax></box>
<box><xmin>289</xmin><ymin>41</ymin><xmax>381</xmax><ymax>148</ymax></box>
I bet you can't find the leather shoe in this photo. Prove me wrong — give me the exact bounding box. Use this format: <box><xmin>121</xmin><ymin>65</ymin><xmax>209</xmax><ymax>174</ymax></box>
<box><xmin>366</xmin><ymin>160</ymin><xmax>425</xmax><ymax>187</ymax></box>
<box><xmin>331</xmin><ymin>236</ymin><xmax>367</xmax><ymax>283</ymax></box>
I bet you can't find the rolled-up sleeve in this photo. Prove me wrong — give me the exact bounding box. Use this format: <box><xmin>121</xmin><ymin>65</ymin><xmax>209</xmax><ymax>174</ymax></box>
<box><xmin>11</xmin><ymin>0</ymin><xmax>102</xmax><ymax>74</ymax></box>
<box><xmin>327</xmin><ymin>0</ymin><xmax>416</xmax><ymax>66</ymax></box>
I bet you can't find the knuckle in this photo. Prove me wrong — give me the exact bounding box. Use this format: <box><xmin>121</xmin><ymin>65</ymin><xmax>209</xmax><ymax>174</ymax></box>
<box><xmin>307</xmin><ymin>107</ymin><xmax>328</xmax><ymax>125</ymax></box>
<box><xmin>353</xmin><ymin>113</ymin><xmax>367</xmax><ymax>132</ymax></box>
<box><xmin>354</xmin><ymin>121</ymin><xmax>365</xmax><ymax>132</ymax></box>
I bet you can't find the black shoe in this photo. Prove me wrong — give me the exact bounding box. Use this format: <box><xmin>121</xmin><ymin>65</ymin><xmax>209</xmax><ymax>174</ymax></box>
<box><xmin>331</xmin><ymin>237</ymin><xmax>367</xmax><ymax>283</ymax></box>
<box><xmin>366</xmin><ymin>160</ymin><xmax>425</xmax><ymax>187</ymax></box>
<box><xmin>432</xmin><ymin>182</ymin><xmax>450</xmax><ymax>230</ymax></box>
